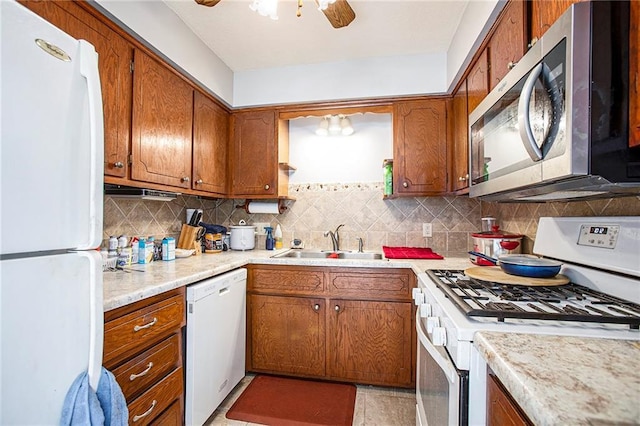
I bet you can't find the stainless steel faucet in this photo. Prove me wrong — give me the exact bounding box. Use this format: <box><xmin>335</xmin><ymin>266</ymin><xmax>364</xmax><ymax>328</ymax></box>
<box><xmin>324</xmin><ymin>224</ymin><xmax>345</xmax><ymax>251</ymax></box>
<box><xmin>356</xmin><ymin>237</ymin><xmax>364</xmax><ymax>253</ymax></box>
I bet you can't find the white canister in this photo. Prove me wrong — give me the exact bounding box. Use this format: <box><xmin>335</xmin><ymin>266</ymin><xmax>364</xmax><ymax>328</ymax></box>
<box><xmin>229</xmin><ymin>221</ymin><xmax>256</xmax><ymax>251</ymax></box>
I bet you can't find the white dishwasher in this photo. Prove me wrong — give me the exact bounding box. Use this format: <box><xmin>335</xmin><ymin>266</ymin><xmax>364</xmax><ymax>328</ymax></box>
<box><xmin>185</xmin><ymin>268</ymin><xmax>247</xmax><ymax>426</ymax></box>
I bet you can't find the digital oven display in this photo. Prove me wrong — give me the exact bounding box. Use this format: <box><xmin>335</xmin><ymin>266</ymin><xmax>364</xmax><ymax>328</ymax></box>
<box><xmin>589</xmin><ymin>226</ymin><xmax>608</xmax><ymax>235</ymax></box>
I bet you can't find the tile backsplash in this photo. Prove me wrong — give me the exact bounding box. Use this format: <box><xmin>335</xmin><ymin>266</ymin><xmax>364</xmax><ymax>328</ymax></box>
<box><xmin>103</xmin><ymin>184</ymin><xmax>640</xmax><ymax>254</ymax></box>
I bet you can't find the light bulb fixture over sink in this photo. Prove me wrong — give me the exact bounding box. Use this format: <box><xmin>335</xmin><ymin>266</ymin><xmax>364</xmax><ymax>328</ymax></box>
<box><xmin>315</xmin><ymin>114</ymin><xmax>354</xmax><ymax>136</ymax></box>
<box><xmin>195</xmin><ymin>0</ymin><xmax>355</xmax><ymax>28</ymax></box>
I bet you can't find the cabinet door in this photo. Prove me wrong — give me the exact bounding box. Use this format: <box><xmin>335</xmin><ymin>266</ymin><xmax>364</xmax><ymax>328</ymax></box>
<box><xmin>19</xmin><ymin>1</ymin><xmax>132</xmax><ymax>178</ymax></box>
<box><xmin>451</xmin><ymin>80</ymin><xmax>469</xmax><ymax>192</ymax></box>
<box><xmin>230</xmin><ymin>110</ymin><xmax>277</xmax><ymax>197</ymax></box>
<box><xmin>249</xmin><ymin>294</ymin><xmax>325</xmax><ymax>377</ymax></box>
<box><xmin>131</xmin><ymin>49</ymin><xmax>193</xmax><ymax>189</ymax></box>
<box><xmin>394</xmin><ymin>99</ymin><xmax>447</xmax><ymax>195</ymax></box>
<box><xmin>488</xmin><ymin>0</ymin><xmax>526</xmax><ymax>91</ymax></box>
<box><xmin>193</xmin><ymin>91</ymin><xmax>228</xmax><ymax>195</ymax></box>
<box><xmin>328</xmin><ymin>300</ymin><xmax>413</xmax><ymax>387</ymax></box>
<box><xmin>487</xmin><ymin>373</ymin><xmax>532</xmax><ymax>426</ymax></box>
<box><xmin>630</xmin><ymin>0</ymin><xmax>640</xmax><ymax>148</ymax></box>
<box><xmin>530</xmin><ymin>0</ymin><xmax>582</xmax><ymax>43</ymax></box>
<box><xmin>467</xmin><ymin>50</ymin><xmax>490</xmax><ymax>180</ymax></box>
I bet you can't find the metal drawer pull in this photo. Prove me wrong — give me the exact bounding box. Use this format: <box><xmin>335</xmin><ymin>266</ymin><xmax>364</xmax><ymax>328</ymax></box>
<box><xmin>132</xmin><ymin>400</ymin><xmax>157</xmax><ymax>422</ymax></box>
<box><xmin>129</xmin><ymin>362</ymin><xmax>153</xmax><ymax>381</ymax></box>
<box><xmin>313</xmin><ymin>304</ymin><xmax>320</xmax><ymax>311</ymax></box>
<box><xmin>334</xmin><ymin>305</ymin><xmax>340</xmax><ymax>312</ymax></box>
<box><xmin>114</xmin><ymin>161</ymin><xmax>124</xmax><ymax>168</ymax></box>
<box><xmin>133</xmin><ymin>317</ymin><xmax>157</xmax><ymax>332</ymax></box>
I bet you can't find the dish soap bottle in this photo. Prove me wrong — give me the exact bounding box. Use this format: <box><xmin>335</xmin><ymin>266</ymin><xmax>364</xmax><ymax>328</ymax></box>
<box><xmin>264</xmin><ymin>226</ymin><xmax>275</xmax><ymax>250</ymax></box>
<box><xmin>274</xmin><ymin>224</ymin><xmax>283</xmax><ymax>249</ymax></box>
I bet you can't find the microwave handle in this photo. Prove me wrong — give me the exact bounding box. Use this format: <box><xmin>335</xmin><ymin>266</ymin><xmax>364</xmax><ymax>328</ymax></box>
<box><xmin>518</xmin><ymin>62</ymin><xmax>544</xmax><ymax>161</ymax></box>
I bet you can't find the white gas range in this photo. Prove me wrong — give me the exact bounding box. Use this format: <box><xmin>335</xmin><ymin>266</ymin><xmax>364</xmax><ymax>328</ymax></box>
<box><xmin>413</xmin><ymin>216</ymin><xmax>640</xmax><ymax>426</ymax></box>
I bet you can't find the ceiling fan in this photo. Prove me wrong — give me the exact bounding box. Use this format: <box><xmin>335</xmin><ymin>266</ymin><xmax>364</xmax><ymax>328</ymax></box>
<box><xmin>194</xmin><ymin>0</ymin><xmax>356</xmax><ymax>28</ymax></box>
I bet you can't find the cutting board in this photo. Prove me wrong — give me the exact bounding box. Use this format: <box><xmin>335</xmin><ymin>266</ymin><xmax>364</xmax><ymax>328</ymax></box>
<box><xmin>464</xmin><ymin>266</ymin><xmax>570</xmax><ymax>286</ymax></box>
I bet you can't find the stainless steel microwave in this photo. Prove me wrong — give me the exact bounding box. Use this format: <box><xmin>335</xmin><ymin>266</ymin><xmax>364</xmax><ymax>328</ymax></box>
<box><xmin>468</xmin><ymin>1</ymin><xmax>639</xmax><ymax>202</ymax></box>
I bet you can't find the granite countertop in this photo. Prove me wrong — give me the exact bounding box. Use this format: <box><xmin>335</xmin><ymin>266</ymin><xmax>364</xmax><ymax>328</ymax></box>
<box><xmin>103</xmin><ymin>249</ymin><xmax>472</xmax><ymax>311</ymax></box>
<box><xmin>475</xmin><ymin>331</ymin><xmax>640</xmax><ymax>425</ymax></box>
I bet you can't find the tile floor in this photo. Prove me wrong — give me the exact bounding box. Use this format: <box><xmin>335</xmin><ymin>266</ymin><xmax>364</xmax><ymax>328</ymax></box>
<box><xmin>204</xmin><ymin>375</ymin><xmax>417</xmax><ymax>426</ymax></box>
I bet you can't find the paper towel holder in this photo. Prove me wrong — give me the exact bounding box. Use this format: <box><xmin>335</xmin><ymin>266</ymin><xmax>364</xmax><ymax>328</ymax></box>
<box><xmin>236</xmin><ymin>199</ymin><xmax>288</xmax><ymax>214</ymax></box>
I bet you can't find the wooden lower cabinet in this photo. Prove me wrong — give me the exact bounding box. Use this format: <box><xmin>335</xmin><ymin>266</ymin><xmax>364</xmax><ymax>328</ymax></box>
<box><xmin>250</xmin><ymin>294</ymin><xmax>326</xmax><ymax>377</ymax></box>
<box><xmin>104</xmin><ymin>288</ymin><xmax>186</xmax><ymax>425</ymax></box>
<box><xmin>328</xmin><ymin>299</ymin><xmax>413</xmax><ymax>386</ymax></box>
<box><xmin>487</xmin><ymin>371</ymin><xmax>532</xmax><ymax>426</ymax></box>
<box><xmin>247</xmin><ymin>265</ymin><xmax>416</xmax><ymax>388</ymax></box>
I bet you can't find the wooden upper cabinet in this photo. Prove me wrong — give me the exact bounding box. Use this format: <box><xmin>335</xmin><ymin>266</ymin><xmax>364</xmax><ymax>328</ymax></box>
<box><xmin>488</xmin><ymin>0</ymin><xmax>527</xmax><ymax>91</ymax></box>
<box><xmin>131</xmin><ymin>49</ymin><xmax>194</xmax><ymax>189</ymax></box>
<box><xmin>451</xmin><ymin>80</ymin><xmax>469</xmax><ymax>193</ymax></box>
<box><xmin>192</xmin><ymin>92</ymin><xmax>229</xmax><ymax>196</ymax></box>
<box><xmin>630</xmin><ymin>0</ymin><xmax>640</xmax><ymax>148</ymax></box>
<box><xmin>230</xmin><ymin>110</ymin><xmax>278</xmax><ymax>197</ymax></box>
<box><xmin>19</xmin><ymin>1</ymin><xmax>132</xmax><ymax>179</ymax></box>
<box><xmin>467</xmin><ymin>49</ymin><xmax>490</xmax><ymax>116</ymax></box>
<box><xmin>530</xmin><ymin>0</ymin><xmax>583</xmax><ymax>43</ymax></box>
<box><xmin>393</xmin><ymin>99</ymin><xmax>447</xmax><ymax>195</ymax></box>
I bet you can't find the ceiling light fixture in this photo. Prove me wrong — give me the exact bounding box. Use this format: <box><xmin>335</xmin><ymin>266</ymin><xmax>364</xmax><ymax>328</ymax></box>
<box><xmin>249</xmin><ymin>0</ymin><xmax>278</xmax><ymax>20</ymax></box>
<box><xmin>315</xmin><ymin>114</ymin><xmax>354</xmax><ymax>137</ymax></box>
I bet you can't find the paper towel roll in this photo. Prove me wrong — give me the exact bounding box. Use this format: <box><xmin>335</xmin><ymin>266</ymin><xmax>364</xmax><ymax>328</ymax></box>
<box><xmin>246</xmin><ymin>201</ymin><xmax>280</xmax><ymax>214</ymax></box>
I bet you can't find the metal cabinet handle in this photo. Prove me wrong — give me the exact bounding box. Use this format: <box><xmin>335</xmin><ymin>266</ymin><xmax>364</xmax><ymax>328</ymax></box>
<box><xmin>402</xmin><ymin>182</ymin><xmax>408</xmax><ymax>188</ymax></box>
<box><xmin>507</xmin><ymin>61</ymin><xmax>517</xmax><ymax>70</ymax></box>
<box><xmin>528</xmin><ymin>37</ymin><xmax>538</xmax><ymax>48</ymax></box>
<box><xmin>114</xmin><ymin>161</ymin><xmax>124</xmax><ymax>169</ymax></box>
<box><xmin>334</xmin><ymin>305</ymin><xmax>340</xmax><ymax>312</ymax></box>
<box><xmin>181</xmin><ymin>176</ymin><xmax>190</xmax><ymax>183</ymax></box>
<box><xmin>313</xmin><ymin>304</ymin><xmax>320</xmax><ymax>311</ymax></box>
<box><xmin>196</xmin><ymin>179</ymin><xmax>203</xmax><ymax>184</ymax></box>
<box><xmin>129</xmin><ymin>362</ymin><xmax>153</xmax><ymax>381</ymax></box>
<box><xmin>264</xmin><ymin>184</ymin><xmax>270</xmax><ymax>190</ymax></box>
<box><xmin>133</xmin><ymin>317</ymin><xmax>157</xmax><ymax>332</ymax></box>
<box><xmin>132</xmin><ymin>400</ymin><xmax>157</xmax><ymax>422</ymax></box>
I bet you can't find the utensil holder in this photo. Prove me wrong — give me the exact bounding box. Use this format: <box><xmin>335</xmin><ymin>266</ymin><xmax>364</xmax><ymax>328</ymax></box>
<box><xmin>178</xmin><ymin>224</ymin><xmax>201</xmax><ymax>255</ymax></box>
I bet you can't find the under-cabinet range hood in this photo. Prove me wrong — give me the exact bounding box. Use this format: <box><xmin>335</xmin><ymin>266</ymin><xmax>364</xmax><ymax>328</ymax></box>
<box><xmin>104</xmin><ymin>184</ymin><xmax>180</xmax><ymax>201</ymax></box>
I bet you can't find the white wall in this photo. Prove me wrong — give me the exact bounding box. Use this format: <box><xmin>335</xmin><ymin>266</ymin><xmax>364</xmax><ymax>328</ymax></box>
<box><xmin>234</xmin><ymin>53</ymin><xmax>446</xmax><ymax>107</ymax></box>
<box><xmin>289</xmin><ymin>114</ymin><xmax>393</xmax><ymax>184</ymax></box>
<box><xmin>446</xmin><ymin>0</ymin><xmax>504</xmax><ymax>91</ymax></box>
<box><xmin>95</xmin><ymin>0</ymin><xmax>234</xmax><ymax>105</ymax></box>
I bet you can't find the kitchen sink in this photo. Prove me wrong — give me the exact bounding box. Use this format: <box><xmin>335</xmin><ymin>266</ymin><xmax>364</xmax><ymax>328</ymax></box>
<box><xmin>273</xmin><ymin>250</ymin><xmax>385</xmax><ymax>260</ymax></box>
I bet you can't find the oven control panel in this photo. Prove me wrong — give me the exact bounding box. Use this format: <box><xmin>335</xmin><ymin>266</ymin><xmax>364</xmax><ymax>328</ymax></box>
<box><xmin>577</xmin><ymin>224</ymin><xmax>620</xmax><ymax>248</ymax></box>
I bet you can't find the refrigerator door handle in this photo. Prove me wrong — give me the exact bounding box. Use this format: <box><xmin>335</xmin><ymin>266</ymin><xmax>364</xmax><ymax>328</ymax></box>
<box><xmin>78</xmin><ymin>40</ymin><xmax>104</xmax><ymax>250</ymax></box>
<box><xmin>80</xmin><ymin>250</ymin><xmax>104</xmax><ymax>391</ymax></box>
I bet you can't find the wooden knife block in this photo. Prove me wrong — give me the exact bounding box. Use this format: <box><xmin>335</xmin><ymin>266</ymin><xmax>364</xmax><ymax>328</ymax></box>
<box><xmin>178</xmin><ymin>224</ymin><xmax>202</xmax><ymax>255</ymax></box>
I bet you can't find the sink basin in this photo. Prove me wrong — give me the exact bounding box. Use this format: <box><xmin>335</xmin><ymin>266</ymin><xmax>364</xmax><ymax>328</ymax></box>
<box><xmin>273</xmin><ymin>250</ymin><xmax>384</xmax><ymax>260</ymax></box>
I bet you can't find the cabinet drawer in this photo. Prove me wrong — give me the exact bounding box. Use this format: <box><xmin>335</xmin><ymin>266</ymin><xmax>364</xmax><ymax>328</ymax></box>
<box><xmin>127</xmin><ymin>366</ymin><xmax>183</xmax><ymax>426</ymax></box>
<box><xmin>328</xmin><ymin>269</ymin><xmax>413</xmax><ymax>300</ymax></box>
<box><xmin>112</xmin><ymin>333</ymin><xmax>181</xmax><ymax>402</ymax></box>
<box><xmin>250</xmin><ymin>266</ymin><xmax>325</xmax><ymax>295</ymax></box>
<box><xmin>104</xmin><ymin>295</ymin><xmax>184</xmax><ymax>365</ymax></box>
<box><xmin>150</xmin><ymin>399</ymin><xmax>182</xmax><ymax>426</ymax></box>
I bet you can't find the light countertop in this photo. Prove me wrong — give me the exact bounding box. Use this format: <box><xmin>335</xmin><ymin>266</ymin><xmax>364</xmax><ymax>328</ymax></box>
<box><xmin>474</xmin><ymin>331</ymin><xmax>640</xmax><ymax>425</ymax></box>
<box><xmin>103</xmin><ymin>249</ymin><xmax>471</xmax><ymax>311</ymax></box>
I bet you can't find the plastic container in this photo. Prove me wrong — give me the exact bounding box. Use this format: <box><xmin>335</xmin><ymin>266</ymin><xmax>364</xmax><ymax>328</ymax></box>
<box><xmin>274</xmin><ymin>224</ymin><xmax>283</xmax><ymax>249</ymax></box>
<box><xmin>265</xmin><ymin>226</ymin><xmax>275</xmax><ymax>251</ymax></box>
<box><xmin>383</xmin><ymin>159</ymin><xmax>393</xmax><ymax>196</ymax></box>
<box><xmin>138</xmin><ymin>238</ymin><xmax>147</xmax><ymax>264</ymax></box>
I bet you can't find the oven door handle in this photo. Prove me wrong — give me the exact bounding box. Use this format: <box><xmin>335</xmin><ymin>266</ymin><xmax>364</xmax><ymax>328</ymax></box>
<box><xmin>416</xmin><ymin>310</ymin><xmax>459</xmax><ymax>384</ymax></box>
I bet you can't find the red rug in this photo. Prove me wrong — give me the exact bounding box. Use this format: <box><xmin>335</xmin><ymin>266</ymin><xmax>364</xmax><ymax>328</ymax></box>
<box><xmin>226</xmin><ymin>375</ymin><xmax>356</xmax><ymax>426</ymax></box>
<box><xmin>382</xmin><ymin>246</ymin><xmax>444</xmax><ymax>259</ymax></box>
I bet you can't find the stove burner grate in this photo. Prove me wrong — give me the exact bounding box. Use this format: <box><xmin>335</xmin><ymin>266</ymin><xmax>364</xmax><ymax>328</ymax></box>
<box><xmin>426</xmin><ymin>269</ymin><xmax>640</xmax><ymax>329</ymax></box>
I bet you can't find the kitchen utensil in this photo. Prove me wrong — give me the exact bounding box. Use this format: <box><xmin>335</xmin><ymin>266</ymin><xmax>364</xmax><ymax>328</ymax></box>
<box><xmin>481</xmin><ymin>217</ymin><xmax>496</xmax><ymax>232</ymax></box>
<box><xmin>468</xmin><ymin>251</ymin><xmax>497</xmax><ymax>266</ymax></box>
<box><xmin>472</xmin><ymin>226</ymin><xmax>523</xmax><ymax>258</ymax></box>
<box><xmin>464</xmin><ymin>266</ymin><xmax>569</xmax><ymax>286</ymax></box>
<box><xmin>229</xmin><ymin>220</ymin><xmax>256</xmax><ymax>251</ymax></box>
<box><xmin>498</xmin><ymin>254</ymin><xmax>563</xmax><ymax>278</ymax></box>
<box><xmin>193</xmin><ymin>211</ymin><xmax>203</xmax><ymax>226</ymax></box>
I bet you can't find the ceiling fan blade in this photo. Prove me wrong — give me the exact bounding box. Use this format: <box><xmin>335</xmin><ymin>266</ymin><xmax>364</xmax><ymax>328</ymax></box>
<box><xmin>194</xmin><ymin>0</ymin><xmax>221</xmax><ymax>7</ymax></box>
<box><xmin>317</xmin><ymin>0</ymin><xmax>355</xmax><ymax>28</ymax></box>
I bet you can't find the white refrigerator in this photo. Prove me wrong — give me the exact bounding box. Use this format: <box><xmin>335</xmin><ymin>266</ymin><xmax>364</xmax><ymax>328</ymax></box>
<box><xmin>0</xmin><ymin>1</ymin><xmax>105</xmax><ymax>424</ymax></box>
